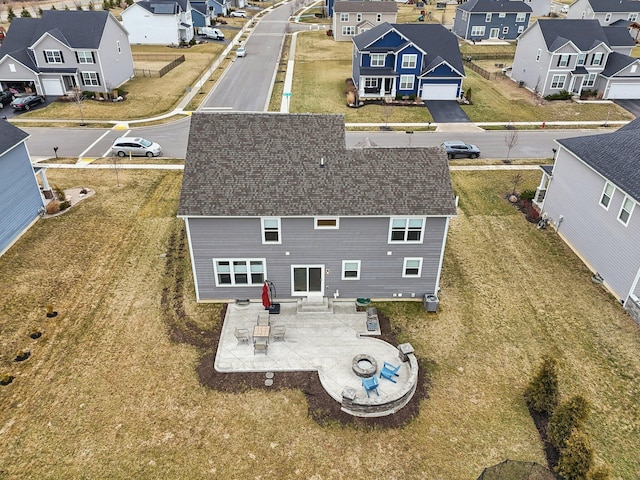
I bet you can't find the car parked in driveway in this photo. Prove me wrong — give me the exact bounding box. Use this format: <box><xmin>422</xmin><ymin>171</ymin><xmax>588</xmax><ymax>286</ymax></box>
<box><xmin>10</xmin><ymin>94</ymin><xmax>45</xmax><ymax>111</ymax></box>
<box><xmin>0</xmin><ymin>90</ymin><xmax>14</xmax><ymax>109</ymax></box>
<box><xmin>230</xmin><ymin>10</ymin><xmax>247</xmax><ymax>17</ymax></box>
<box><xmin>441</xmin><ymin>141</ymin><xmax>481</xmax><ymax>159</ymax></box>
<box><xmin>111</xmin><ymin>137</ymin><xmax>162</xmax><ymax>157</ymax></box>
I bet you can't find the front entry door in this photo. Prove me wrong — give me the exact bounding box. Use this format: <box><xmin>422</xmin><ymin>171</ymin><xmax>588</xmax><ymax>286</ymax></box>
<box><xmin>489</xmin><ymin>28</ymin><xmax>500</xmax><ymax>39</ymax></box>
<box><xmin>292</xmin><ymin>265</ymin><xmax>324</xmax><ymax>295</ymax></box>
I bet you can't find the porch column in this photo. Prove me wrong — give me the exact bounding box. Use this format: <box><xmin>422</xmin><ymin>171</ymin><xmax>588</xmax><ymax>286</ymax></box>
<box><xmin>39</xmin><ymin>168</ymin><xmax>53</xmax><ymax>199</ymax></box>
<box><xmin>534</xmin><ymin>172</ymin><xmax>550</xmax><ymax>206</ymax></box>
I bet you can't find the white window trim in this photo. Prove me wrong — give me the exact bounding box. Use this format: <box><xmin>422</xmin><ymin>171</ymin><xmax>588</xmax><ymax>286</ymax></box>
<box><xmin>399</xmin><ymin>74</ymin><xmax>414</xmax><ymax>90</ymax></box>
<box><xmin>370</xmin><ymin>53</ymin><xmax>385</xmax><ymax>67</ymax></box>
<box><xmin>558</xmin><ymin>54</ymin><xmax>570</xmax><ymax>67</ymax></box>
<box><xmin>356</xmin><ymin>13</ymin><xmax>362</xmax><ymax>21</ymax></box>
<box><xmin>77</xmin><ymin>51</ymin><xmax>94</xmax><ymax>64</ymax></box>
<box><xmin>485</xmin><ymin>13</ymin><xmax>492</xmax><ymax>22</ymax></box>
<box><xmin>518</xmin><ymin>25</ymin><xmax>524</xmax><ymax>33</ymax></box>
<box><xmin>592</xmin><ymin>52</ymin><xmax>603</xmax><ymax>66</ymax></box>
<box><xmin>402</xmin><ymin>257</ymin><xmax>423</xmax><ymax>278</ymax></box>
<box><xmin>618</xmin><ymin>196</ymin><xmax>635</xmax><ymax>226</ymax></box>
<box><xmin>599</xmin><ymin>182</ymin><xmax>615</xmax><ymax>210</ymax></box>
<box><xmin>604</xmin><ymin>12</ymin><xmax>611</xmax><ymax>22</ymax></box>
<box><xmin>536</xmin><ymin>48</ymin><xmax>541</xmax><ymax>62</ymax></box>
<box><xmin>471</xmin><ymin>26</ymin><xmax>485</xmax><ymax>36</ymax></box>
<box><xmin>577</xmin><ymin>53</ymin><xmax>586</xmax><ymax>66</ymax></box>
<box><xmin>388</xmin><ymin>217</ymin><xmax>425</xmax><ymax>244</ymax></box>
<box><xmin>340</xmin><ymin>12</ymin><xmax>349</xmax><ymax>22</ymax></box>
<box><xmin>502</xmin><ymin>26</ymin><xmax>509</xmax><ymax>35</ymax></box>
<box><xmin>401</xmin><ymin>54</ymin><xmax>417</xmax><ymax>69</ymax></box>
<box><xmin>213</xmin><ymin>258</ymin><xmax>267</xmax><ymax>287</ymax></box>
<box><xmin>261</xmin><ymin>217</ymin><xmax>281</xmax><ymax>244</ymax></box>
<box><xmin>342</xmin><ymin>26</ymin><xmax>355</xmax><ymax>36</ymax></box>
<box><xmin>516</xmin><ymin>12</ymin><xmax>526</xmax><ymax>22</ymax></box>
<box><xmin>376</xmin><ymin>13</ymin><xmax>382</xmax><ymax>21</ymax></box>
<box><xmin>364</xmin><ymin>77</ymin><xmax>377</xmax><ymax>88</ymax></box>
<box><xmin>551</xmin><ymin>74</ymin><xmax>566</xmax><ymax>89</ymax></box>
<box><xmin>498</xmin><ymin>12</ymin><xmax>506</xmax><ymax>18</ymax></box>
<box><xmin>45</xmin><ymin>50</ymin><xmax>63</xmax><ymax>63</ymax></box>
<box><xmin>629</xmin><ymin>13</ymin><xmax>638</xmax><ymax>21</ymax></box>
<box><xmin>342</xmin><ymin>260</ymin><xmax>361</xmax><ymax>280</ymax></box>
<box><xmin>81</xmin><ymin>71</ymin><xmax>100</xmax><ymax>86</ymax></box>
<box><xmin>314</xmin><ymin>217</ymin><xmax>339</xmax><ymax>229</ymax></box>
<box><xmin>584</xmin><ymin>73</ymin><xmax>596</xmax><ymax>87</ymax></box>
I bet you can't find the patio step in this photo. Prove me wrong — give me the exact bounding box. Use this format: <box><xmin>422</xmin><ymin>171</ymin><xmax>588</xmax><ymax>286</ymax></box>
<box><xmin>297</xmin><ymin>296</ymin><xmax>334</xmax><ymax>314</ymax></box>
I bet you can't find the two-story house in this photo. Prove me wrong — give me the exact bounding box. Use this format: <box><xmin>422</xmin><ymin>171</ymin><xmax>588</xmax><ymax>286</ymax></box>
<box><xmin>565</xmin><ymin>0</ymin><xmax>640</xmax><ymax>25</ymax></box>
<box><xmin>534</xmin><ymin>118</ymin><xmax>640</xmax><ymax>325</ymax></box>
<box><xmin>178</xmin><ymin>112</ymin><xmax>457</xmax><ymax>303</ymax></box>
<box><xmin>332</xmin><ymin>1</ymin><xmax>398</xmax><ymax>42</ymax></box>
<box><xmin>522</xmin><ymin>0</ymin><xmax>551</xmax><ymax>17</ymax></box>
<box><xmin>452</xmin><ymin>0</ymin><xmax>532</xmax><ymax>41</ymax></box>
<box><xmin>0</xmin><ymin>10</ymin><xmax>134</xmax><ymax>97</ymax></box>
<box><xmin>510</xmin><ymin>19</ymin><xmax>640</xmax><ymax>99</ymax></box>
<box><xmin>352</xmin><ymin>23</ymin><xmax>465</xmax><ymax>100</ymax></box>
<box><xmin>122</xmin><ymin>0</ymin><xmax>194</xmax><ymax>46</ymax></box>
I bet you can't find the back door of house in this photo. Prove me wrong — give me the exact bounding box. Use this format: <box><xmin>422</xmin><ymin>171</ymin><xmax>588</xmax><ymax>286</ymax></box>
<box><xmin>292</xmin><ymin>265</ymin><xmax>324</xmax><ymax>296</ymax></box>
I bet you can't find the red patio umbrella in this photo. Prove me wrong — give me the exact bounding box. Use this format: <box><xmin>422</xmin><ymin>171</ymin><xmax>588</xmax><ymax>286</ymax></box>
<box><xmin>261</xmin><ymin>282</ymin><xmax>271</xmax><ymax>309</ymax></box>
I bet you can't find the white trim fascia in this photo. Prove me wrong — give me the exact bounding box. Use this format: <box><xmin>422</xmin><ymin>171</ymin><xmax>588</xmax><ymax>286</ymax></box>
<box><xmin>183</xmin><ymin>218</ymin><xmax>201</xmax><ymax>302</ymax></box>
<box><xmin>0</xmin><ymin>53</ymin><xmax>39</xmax><ymax>75</ymax></box>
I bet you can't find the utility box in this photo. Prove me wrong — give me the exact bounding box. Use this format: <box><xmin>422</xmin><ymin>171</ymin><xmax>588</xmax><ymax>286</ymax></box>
<box><xmin>423</xmin><ymin>294</ymin><xmax>439</xmax><ymax>312</ymax></box>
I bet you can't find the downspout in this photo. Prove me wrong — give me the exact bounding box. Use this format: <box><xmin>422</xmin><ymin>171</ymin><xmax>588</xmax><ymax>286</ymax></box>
<box><xmin>433</xmin><ymin>210</ymin><xmax>454</xmax><ymax>294</ymax></box>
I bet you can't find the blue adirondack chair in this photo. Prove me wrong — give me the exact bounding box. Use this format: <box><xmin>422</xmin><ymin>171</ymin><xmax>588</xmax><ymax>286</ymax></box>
<box><xmin>380</xmin><ymin>361</ymin><xmax>401</xmax><ymax>383</ymax></box>
<box><xmin>361</xmin><ymin>376</ymin><xmax>379</xmax><ymax>397</ymax></box>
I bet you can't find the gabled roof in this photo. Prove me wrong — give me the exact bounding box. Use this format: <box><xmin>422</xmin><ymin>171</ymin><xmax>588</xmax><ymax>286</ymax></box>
<box><xmin>178</xmin><ymin>113</ymin><xmax>456</xmax><ymax>217</ymax></box>
<box><xmin>600</xmin><ymin>51</ymin><xmax>638</xmax><ymax>76</ymax></box>
<box><xmin>557</xmin><ymin>119</ymin><xmax>640</xmax><ymax>202</ymax></box>
<box><xmin>603</xmin><ymin>25</ymin><xmax>635</xmax><ymax>48</ymax></box>
<box><xmin>0</xmin><ymin>121</ymin><xmax>29</xmax><ymax>158</ymax></box>
<box><xmin>333</xmin><ymin>1</ymin><xmax>398</xmax><ymax>13</ymax></box>
<box><xmin>587</xmin><ymin>0</ymin><xmax>640</xmax><ymax>13</ymax></box>
<box><xmin>457</xmin><ymin>0</ymin><xmax>531</xmax><ymax>13</ymax></box>
<box><xmin>135</xmin><ymin>0</ymin><xmax>189</xmax><ymax>14</ymax></box>
<box><xmin>191</xmin><ymin>1</ymin><xmax>208</xmax><ymax>15</ymax></box>
<box><xmin>538</xmin><ymin>19</ymin><xmax>610</xmax><ymax>51</ymax></box>
<box><xmin>353</xmin><ymin>23</ymin><xmax>464</xmax><ymax>76</ymax></box>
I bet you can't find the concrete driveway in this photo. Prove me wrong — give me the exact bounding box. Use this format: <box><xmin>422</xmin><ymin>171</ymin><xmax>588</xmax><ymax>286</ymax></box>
<box><xmin>615</xmin><ymin>99</ymin><xmax>640</xmax><ymax>117</ymax></box>
<box><xmin>423</xmin><ymin>100</ymin><xmax>471</xmax><ymax>123</ymax></box>
<box><xmin>1</xmin><ymin>96</ymin><xmax>56</xmax><ymax>120</ymax></box>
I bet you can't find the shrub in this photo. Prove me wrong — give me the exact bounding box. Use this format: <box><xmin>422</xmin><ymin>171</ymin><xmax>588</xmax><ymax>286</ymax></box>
<box><xmin>408</xmin><ymin>94</ymin><xmax>416</xmax><ymax>101</ymax></box>
<box><xmin>59</xmin><ymin>201</ymin><xmax>71</xmax><ymax>211</ymax></box>
<box><xmin>0</xmin><ymin>374</ymin><xmax>14</xmax><ymax>386</ymax></box>
<box><xmin>46</xmin><ymin>200</ymin><xmax>61</xmax><ymax>215</ymax></box>
<box><xmin>395</xmin><ymin>93</ymin><xmax>402</xmax><ymax>101</ymax></box>
<box><xmin>580</xmin><ymin>89</ymin><xmax>598</xmax><ymax>98</ymax></box>
<box><xmin>521</xmin><ymin>189</ymin><xmax>535</xmax><ymax>201</ymax></box>
<box><xmin>524</xmin><ymin>356</ymin><xmax>559</xmax><ymax>415</ymax></box>
<box><xmin>556</xmin><ymin>429</ymin><xmax>594</xmax><ymax>480</ymax></box>
<box><xmin>545</xmin><ymin>90</ymin><xmax>572</xmax><ymax>100</ymax></box>
<box><xmin>548</xmin><ymin>395</ymin><xmax>590</xmax><ymax>449</ymax></box>
<box><xmin>20</xmin><ymin>8</ymin><xmax>32</xmax><ymax>17</ymax></box>
<box><xmin>7</xmin><ymin>6</ymin><xmax>16</xmax><ymax>21</ymax></box>
<box><xmin>102</xmin><ymin>0</ymin><xmax>110</xmax><ymax>9</ymax></box>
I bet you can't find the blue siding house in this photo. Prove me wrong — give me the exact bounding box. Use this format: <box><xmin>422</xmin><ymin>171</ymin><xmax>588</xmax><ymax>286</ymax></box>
<box><xmin>534</xmin><ymin>118</ymin><xmax>640</xmax><ymax>325</ymax></box>
<box><xmin>178</xmin><ymin>113</ymin><xmax>457</xmax><ymax>303</ymax></box>
<box><xmin>453</xmin><ymin>0</ymin><xmax>532</xmax><ymax>41</ymax></box>
<box><xmin>0</xmin><ymin>121</ymin><xmax>46</xmax><ymax>257</ymax></box>
<box><xmin>352</xmin><ymin>23</ymin><xmax>465</xmax><ymax>100</ymax></box>
<box><xmin>191</xmin><ymin>1</ymin><xmax>211</xmax><ymax>28</ymax></box>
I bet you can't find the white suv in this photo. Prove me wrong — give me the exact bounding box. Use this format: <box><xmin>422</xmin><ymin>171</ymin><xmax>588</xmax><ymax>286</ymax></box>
<box><xmin>230</xmin><ymin>10</ymin><xmax>247</xmax><ymax>17</ymax></box>
<box><xmin>111</xmin><ymin>137</ymin><xmax>162</xmax><ymax>157</ymax></box>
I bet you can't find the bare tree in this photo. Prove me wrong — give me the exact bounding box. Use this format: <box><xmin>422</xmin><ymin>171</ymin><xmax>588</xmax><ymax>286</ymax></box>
<box><xmin>72</xmin><ymin>87</ymin><xmax>86</xmax><ymax>126</ymax></box>
<box><xmin>383</xmin><ymin>102</ymin><xmax>393</xmax><ymax>129</ymax></box>
<box><xmin>504</xmin><ymin>128</ymin><xmax>519</xmax><ymax>164</ymax></box>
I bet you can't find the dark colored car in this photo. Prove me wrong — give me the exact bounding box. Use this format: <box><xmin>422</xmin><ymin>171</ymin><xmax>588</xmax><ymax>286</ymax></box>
<box><xmin>0</xmin><ymin>90</ymin><xmax>14</xmax><ymax>109</ymax></box>
<box><xmin>10</xmin><ymin>94</ymin><xmax>46</xmax><ymax>111</ymax></box>
<box><xmin>441</xmin><ymin>140</ymin><xmax>481</xmax><ymax>159</ymax></box>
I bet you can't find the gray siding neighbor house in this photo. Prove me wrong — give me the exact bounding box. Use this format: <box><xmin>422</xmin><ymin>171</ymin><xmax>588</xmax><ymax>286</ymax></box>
<box><xmin>452</xmin><ymin>0</ymin><xmax>532</xmax><ymax>41</ymax></box>
<box><xmin>178</xmin><ymin>113</ymin><xmax>457</xmax><ymax>303</ymax></box>
<box><xmin>534</xmin><ymin>119</ymin><xmax>640</xmax><ymax>325</ymax></box>
<box><xmin>0</xmin><ymin>10</ymin><xmax>134</xmax><ymax>97</ymax></box>
<box><xmin>566</xmin><ymin>0</ymin><xmax>640</xmax><ymax>25</ymax></box>
<box><xmin>0</xmin><ymin>121</ymin><xmax>46</xmax><ymax>257</ymax></box>
<box><xmin>332</xmin><ymin>1</ymin><xmax>398</xmax><ymax>42</ymax></box>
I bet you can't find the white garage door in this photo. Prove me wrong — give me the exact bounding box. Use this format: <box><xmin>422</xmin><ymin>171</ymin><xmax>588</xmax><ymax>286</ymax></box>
<box><xmin>42</xmin><ymin>78</ymin><xmax>64</xmax><ymax>96</ymax></box>
<box><xmin>607</xmin><ymin>83</ymin><xmax>640</xmax><ymax>99</ymax></box>
<box><xmin>421</xmin><ymin>83</ymin><xmax>458</xmax><ymax>100</ymax></box>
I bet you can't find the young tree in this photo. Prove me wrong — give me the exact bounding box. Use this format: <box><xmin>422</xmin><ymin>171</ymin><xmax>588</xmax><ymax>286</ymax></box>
<box><xmin>20</xmin><ymin>7</ymin><xmax>32</xmax><ymax>17</ymax></box>
<box><xmin>548</xmin><ymin>395</ymin><xmax>590</xmax><ymax>450</ymax></box>
<box><xmin>524</xmin><ymin>356</ymin><xmax>559</xmax><ymax>416</ymax></box>
<box><xmin>88</xmin><ymin>1</ymin><xmax>95</xmax><ymax>10</ymax></box>
<box><xmin>51</xmin><ymin>4</ymin><xmax>57</xmax><ymax>9</ymax></box>
<box><xmin>38</xmin><ymin>7</ymin><xmax>44</xmax><ymax>16</ymax></box>
<box><xmin>7</xmin><ymin>6</ymin><xmax>16</xmax><ymax>21</ymax></box>
<box><xmin>64</xmin><ymin>5</ymin><xmax>70</xmax><ymax>10</ymax></box>
<box><xmin>555</xmin><ymin>429</ymin><xmax>594</xmax><ymax>480</ymax></box>
<box><xmin>76</xmin><ymin>3</ymin><xmax>83</xmax><ymax>10</ymax></box>
<box><xmin>102</xmin><ymin>0</ymin><xmax>110</xmax><ymax>10</ymax></box>
<box><xmin>504</xmin><ymin>128</ymin><xmax>519</xmax><ymax>164</ymax></box>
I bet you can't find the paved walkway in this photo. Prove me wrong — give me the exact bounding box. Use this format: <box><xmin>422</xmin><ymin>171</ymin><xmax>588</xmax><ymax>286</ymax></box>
<box><xmin>216</xmin><ymin>302</ymin><xmax>410</xmax><ymax>403</ymax></box>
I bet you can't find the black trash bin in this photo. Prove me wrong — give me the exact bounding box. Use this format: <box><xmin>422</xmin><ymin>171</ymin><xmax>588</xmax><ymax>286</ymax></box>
<box><xmin>423</xmin><ymin>294</ymin><xmax>439</xmax><ymax>312</ymax></box>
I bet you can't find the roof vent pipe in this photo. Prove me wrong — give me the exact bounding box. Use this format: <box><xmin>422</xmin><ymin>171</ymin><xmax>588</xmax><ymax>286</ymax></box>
<box><xmin>320</xmin><ymin>157</ymin><xmax>325</xmax><ymax>168</ymax></box>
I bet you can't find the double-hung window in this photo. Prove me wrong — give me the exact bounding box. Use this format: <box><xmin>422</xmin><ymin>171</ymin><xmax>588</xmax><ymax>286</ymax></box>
<box><xmin>214</xmin><ymin>259</ymin><xmax>266</xmax><ymax>286</ymax></box>
<box><xmin>44</xmin><ymin>50</ymin><xmax>64</xmax><ymax>63</ymax></box>
<box><xmin>599</xmin><ymin>182</ymin><xmax>614</xmax><ymax>209</ymax></box>
<box><xmin>591</xmin><ymin>52</ymin><xmax>603</xmax><ymax>66</ymax></box>
<box><xmin>356</xmin><ymin>13</ymin><xmax>362</xmax><ymax>22</ymax></box>
<box><xmin>402</xmin><ymin>258</ymin><xmax>423</xmax><ymax>277</ymax></box>
<box><xmin>516</xmin><ymin>12</ymin><xmax>526</xmax><ymax>22</ymax></box>
<box><xmin>340</xmin><ymin>13</ymin><xmax>349</xmax><ymax>22</ymax></box>
<box><xmin>76</xmin><ymin>51</ymin><xmax>94</xmax><ymax>64</ymax></box>
<box><xmin>389</xmin><ymin>218</ymin><xmax>424</xmax><ymax>243</ymax></box>
<box><xmin>629</xmin><ymin>13</ymin><xmax>638</xmax><ymax>21</ymax></box>
<box><xmin>261</xmin><ymin>217</ymin><xmax>281</xmax><ymax>244</ymax></box>
<box><xmin>584</xmin><ymin>73</ymin><xmax>596</xmax><ymax>87</ymax></box>
<box><xmin>342</xmin><ymin>260</ymin><xmax>361</xmax><ymax>280</ymax></box>
<box><xmin>557</xmin><ymin>54</ymin><xmax>570</xmax><ymax>67</ymax></box>
<box><xmin>401</xmin><ymin>54</ymin><xmax>417</xmax><ymax>69</ymax></box>
<box><xmin>502</xmin><ymin>26</ymin><xmax>509</xmax><ymax>35</ymax></box>
<box><xmin>551</xmin><ymin>74</ymin><xmax>566</xmax><ymax>89</ymax></box>
<box><xmin>604</xmin><ymin>12</ymin><xmax>611</xmax><ymax>22</ymax></box>
<box><xmin>577</xmin><ymin>53</ymin><xmax>586</xmax><ymax>66</ymax></box>
<box><xmin>471</xmin><ymin>26</ymin><xmax>485</xmax><ymax>36</ymax></box>
<box><xmin>370</xmin><ymin>53</ymin><xmax>385</xmax><ymax>67</ymax></box>
<box><xmin>81</xmin><ymin>71</ymin><xmax>101</xmax><ymax>86</ymax></box>
<box><xmin>618</xmin><ymin>197</ymin><xmax>635</xmax><ymax>225</ymax></box>
<box><xmin>342</xmin><ymin>26</ymin><xmax>355</xmax><ymax>36</ymax></box>
<box><xmin>376</xmin><ymin>13</ymin><xmax>382</xmax><ymax>21</ymax></box>
<box><xmin>485</xmin><ymin>13</ymin><xmax>492</xmax><ymax>21</ymax></box>
<box><xmin>536</xmin><ymin>48</ymin><xmax>541</xmax><ymax>62</ymax></box>
<box><xmin>399</xmin><ymin>74</ymin><xmax>414</xmax><ymax>90</ymax></box>
<box><xmin>364</xmin><ymin>77</ymin><xmax>377</xmax><ymax>88</ymax></box>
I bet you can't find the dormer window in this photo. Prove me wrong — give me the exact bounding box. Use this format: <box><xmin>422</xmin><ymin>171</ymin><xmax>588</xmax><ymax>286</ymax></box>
<box><xmin>44</xmin><ymin>50</ymin><xmax>64</xmax><ymax>63</ymax></box>
<box><xmin>557</xmin><ymin>54</ymin><xmax>570</xmax><ymax>67</ymax></box>
<box><xmin>591</xmin><ymin>52</ymin><xmax>604</xmax><ymax>66</ymax></box>
<box><xmin>577</xmin><ymin>53</ymin><xmax>586</xmax><ymax>66</ymax></box>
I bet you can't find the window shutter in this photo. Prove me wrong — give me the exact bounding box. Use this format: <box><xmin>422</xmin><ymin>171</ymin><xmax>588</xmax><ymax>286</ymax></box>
<box><xmin>44</xmin><ymin>52</ymin><xmax>49</xmax><ymax>63</ymax></box>
<box><xmin>96</xmin><ymin>73</ymin><xmax>101</xmax><ymax>86</ymax></box>
<box><xmin>556</xmin><ymin>56</ymin><xmax>561</xmax><ymax>67</ymax></box>
<box><xmin>75</xmin><ymin>52</ymin><xmax>79</xmax><ymax>62</ymax></box>
<box><xmin>60</xmin><ymin>51</ymin><xmax>65</xmax><ymax>63</ymax></box>
<box><xmin>91</xmin><ymin>52</ymin><xmax>96</xmax><ymax>63</ymax></box>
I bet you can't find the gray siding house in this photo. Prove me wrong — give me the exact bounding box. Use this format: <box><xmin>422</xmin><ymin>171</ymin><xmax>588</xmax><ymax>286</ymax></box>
<box><xmin>0</xmin><ymin>10</ymin><xmax>134</xmax><ymax>97</ymax></box>
<box><xmin>565</xmin><ymin>0</ymin><xmax>640</xmax><ymax>25</ymax></box>
<box><xmin>0</xmin><ymin>121</ymin><xmax>45</xmax><ymax>257</ymax></box>
<box><xmin>178</xmin><ymin>113</ymin><xmax>457</xmax><ymax>303</ymax></box>
<box><xmin>452</xmin><ymin>0</ymin><xmax>532</xmax><ymax>41</ymax></box>
<box><xmin>534</xmin><ymin>119</ymin><xmax>640</xmax><ymax>325</ymax></box>
<box><xmin>332</xmin><ymin>1</ymin><xmax>398</xmax><ymax>42</ymax></box>
<box><xmin>510</xmin><ymin>19</ymin><xmax>640</xmax><ymax>99</ymax></box>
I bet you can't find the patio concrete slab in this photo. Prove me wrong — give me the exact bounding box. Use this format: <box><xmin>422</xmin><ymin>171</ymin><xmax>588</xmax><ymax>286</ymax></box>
<box><xmin>215</xmin><ymin>301</ymin><xmax>410</xmax><ymax>402</ymax></box>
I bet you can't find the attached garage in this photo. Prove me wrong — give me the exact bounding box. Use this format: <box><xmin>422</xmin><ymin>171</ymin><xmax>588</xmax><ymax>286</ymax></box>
<box><xmin>41</xmin><ymin>78</ymin><xmax>64</xmax><ymax>96</ymax></box>
<box><xmin>420</xmin><ymin>83</ymin><xmax>459</xmax><ymax>100</ymax></box>
<box><xmin>606</xmin><ymin>83</ymin><xmax>640</xmax><ymax>99</ymax></box>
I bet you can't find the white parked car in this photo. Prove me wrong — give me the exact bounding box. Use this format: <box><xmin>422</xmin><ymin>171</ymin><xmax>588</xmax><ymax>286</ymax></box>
<box><xmin>560</xmin><ymin>5</ymin><xmax>569</xmax><ymax>13</ymax></box>
<box><xmin>111</xmin><ymin>137</ymin><xmax>162</xmax><ymax>157</ymax></box>
<box><xmin>230</xmin><ymin>10</ymin><xmax>247</xmax><ymax>17</ymax></box>
<box><xmin>236</xmin><ymin>46</ymin><xmax>246</xmax><ymax>57</ymax></box>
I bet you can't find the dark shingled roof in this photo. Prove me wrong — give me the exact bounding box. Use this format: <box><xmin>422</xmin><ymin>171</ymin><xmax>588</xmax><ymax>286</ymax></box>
<box><xmin>538</xmin><ymin>19</ymin><xmax>609</xmax><ymax>51</ymax></box>
<box><xmin>0</xmin><ymin>121</ymin><xmax>30</xmax><ymax>157</ymax></box>
<box><xmin>178</xmin><ymin>113</ymin><xmax>456</xmax><ymax>218</ymax></box>
<box><xmin>333</xmin><ymin>1</ymin><xmax>398</xmax><ymax>13</ymax></box>
<box><xmin>557</xmin><ymin>121</ymin><xmax>640</xmax><ymax>202</ymax></box>
<box><xmin>588</xmin><ymin>0</ymin><xmax>640</xmax><ymax>12</ymax></box>
<box><xmin>603</xmin><ymin>25</ymin><xmax>635</xmax><ymax>48</ymax></box>
<box><xmin>600</xmin><ymin>51</ymin><xmax>637</xmax><ymax>76</ymax></box>
<box><xmin>457</xmin><ymin>0</ymin><xmax>531</xmax><ymax>13</ymax></box>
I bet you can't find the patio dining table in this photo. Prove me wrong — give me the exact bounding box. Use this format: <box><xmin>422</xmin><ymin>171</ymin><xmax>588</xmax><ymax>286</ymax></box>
<box><xmin>253</xmin><ymin>324</ymin><xmax>270</xmax><ymax>339</ymax></box>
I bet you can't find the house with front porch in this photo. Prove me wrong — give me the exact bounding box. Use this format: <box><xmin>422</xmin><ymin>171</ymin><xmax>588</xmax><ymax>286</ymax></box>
<box><xmin>351</xmin><ymin>23</ymin><xmax>465</xmax><ymax>101</ymax></box>
<box><xmin>178</xmin><ymin>112</ymin><xmax>457</xmax><ymax>303</ymax></box>
<box><xmin>0</xmin><ymin>10</ymin><xmax>134</xmax><ymax>97</ymax></box>
<box><xmin>452</xmin><ymin>0</ymin><xmax>532</xmax><ymax>41</ymax></box>
<box><xmin>122</xmin><ymin>0</ymin><xmax>195</xmax><ymax>45</ymax></box>
<box><xmin>533</xmin><ymin>119</ymin><xmax>640</xmax><ymax>325</ymax></box>
<box><xmin>332</xmin><ymin>1</ymin><xmax>398</xmax><ymax>42</ymax></box>
<box><xmin>510</xmin><ymin>19</ymin><xmax>640</xmax><ymax>99</ymax></box>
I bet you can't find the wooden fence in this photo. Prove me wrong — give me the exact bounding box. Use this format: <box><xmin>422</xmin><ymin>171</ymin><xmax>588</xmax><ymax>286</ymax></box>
<box><xmin>133</xmin><ymin>54</ymin><xmax>185</xmax><ymax>78</ymax></box>
<box><xmin>463</xmin><ymin>60</ymin><xmax>501</xmax><ymax>81</ymax></box>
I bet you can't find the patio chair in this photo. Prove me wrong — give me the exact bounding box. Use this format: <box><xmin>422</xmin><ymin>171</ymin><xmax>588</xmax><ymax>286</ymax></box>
<box><xmin>272</xmin><ymin>324</ymin><xmax>285</xmax><ymax>341</ymax></box>
<box><xmin>361</xmin><ymin>376</ymin><xmax>379</xmax><ymax>398</ymax></box>
<box><xmin>380</xmin><ymin>361</ymin><xmax>401</xmax><ymax>383</ymax></box>
<box><xmin>254</xmin><ymin>337</ymin><xmax>268</xmax><ymax>355</ymax></box>
<box><xmin>257</xmin><ymin>312</ymin><xmax>270</xmax><ymax>326</ymax></box>
<box><xmin>234</xmin><ymin>327</ymin><xmax>250</xmax><ymax>344</ymax></box>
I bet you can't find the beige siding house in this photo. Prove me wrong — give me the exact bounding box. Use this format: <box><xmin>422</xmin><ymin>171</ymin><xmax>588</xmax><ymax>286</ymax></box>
<box><xmin>332</xmin><ymin>1</ymin><xmax>398</xmax><ymax>42</ymax></box>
